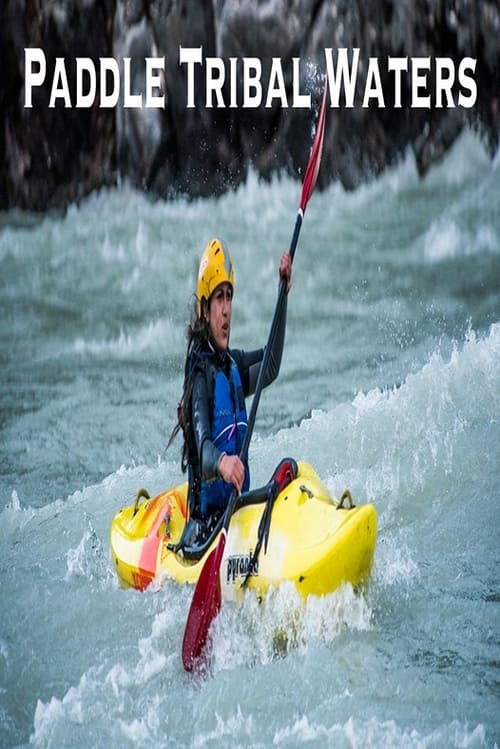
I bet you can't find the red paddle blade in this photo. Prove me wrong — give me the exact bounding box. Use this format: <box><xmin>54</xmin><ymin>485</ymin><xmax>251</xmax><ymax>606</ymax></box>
<box><xmin>182</xmin><ymin>529</ymin><xmax>226</xmax><ymax>672</ymax></box>
<box><xmin>299</xmin><ymin>76</ymin><xmax>328</xmax><ymax>215</ymax></box>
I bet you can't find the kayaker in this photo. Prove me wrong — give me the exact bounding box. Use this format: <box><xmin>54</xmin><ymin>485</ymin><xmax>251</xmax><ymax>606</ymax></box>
<box><xmin>170</xmin><ymin>237</ymin><xmax>292</xmax><ymax>547</ymax></box>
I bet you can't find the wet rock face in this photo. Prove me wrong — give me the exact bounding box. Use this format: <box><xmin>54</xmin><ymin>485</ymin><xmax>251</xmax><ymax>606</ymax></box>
<box><xmin>1</xmin><ymin>0</ymin><xmax>499</xmax><ymax>211</ymax></box>
<box><xmin>1</xmin><ymin>0</ymin><xmax>116</xmax><ymax>211</ymax></box>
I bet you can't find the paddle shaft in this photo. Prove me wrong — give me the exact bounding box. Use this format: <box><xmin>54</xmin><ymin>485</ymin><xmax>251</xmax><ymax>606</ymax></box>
<box><xmin>221</xmin><ymin>210</ymin><xmax>303</xmax><ymax>527</ymax></box>
<box><xmin>239</xmin><ymin>77</ymin><xmax>328</xmax><ymax>463</ymax></box>
<box><xmin>182</xmin><ymin>79</ymin><xmax>327</xmax><ymax>672</ymax></box>
<box><xmin>244</xmin><ymin>211</ymin><xmax>302</xmax><ymax>458</ymax></box>
<box><xmin>182</xmin><ymin>213</ymin><xmax>304</xmax><ymax>673</ymax></box>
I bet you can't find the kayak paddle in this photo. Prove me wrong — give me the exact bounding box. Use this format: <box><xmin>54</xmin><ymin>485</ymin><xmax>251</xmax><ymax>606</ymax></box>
<box><xmin>182</xmin><ymin>77</ymin><xmax>328</xmax><ymax>673</ymax></box>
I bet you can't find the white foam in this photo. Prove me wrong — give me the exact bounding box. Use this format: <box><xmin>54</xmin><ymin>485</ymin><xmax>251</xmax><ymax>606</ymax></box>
<box><xmin>32</xmin><ymin>675</ymin><xmax>90</xmax><ymax>744</ymax></box>
<box><xmin>72</xmin><ymin>317</ymin><xmax>181</xmax><ymax>359</ymax></box>
<box><xmin>423</xmin><ymin>217</ymin><xmax>499</xmax><ymax>262</ymax></box>
<box><xmin>210</xmin><ymin>582</ymin><xmax>372</xmax><ymax>673</ymax></box>
<box><xmin>423</xmin><ymin>217</ymin><xmax>462</xmax><ymax>261</ymax></box>
<box><xmin>192</xmin><ymin>706</ymin><xmax>256</xmax><ymax>748</ymax></box>
<box><xmin>31</xmin><ymin>606</ymin><xmax>176</xmax><ymax>746</ymax></box>
<box><xmin>65</xmin><ymin>526</ymin><xmax>113</xmax><ymax>584</ymax></box>
<box><xmin>375</xmin><ymin>534</ymin><xmax>420</xmax><ymax>588</ymax></box>
<box><xmin>273</xmin><ymin>715</ymin><xmax>488</xmax><ymax>748</ymax></box>
<box><xmin>6</xmin><ymin>490</ymin><xmax>21</xmax><ymax>511</ymax></box>
<box><xmin>423</xmin><ymin>129</ymin><xmax>491</xmax><ymax>187</ymax></box>
<box><xmin>342</xmin><ymin>324</ymin><xmax>498</xmax><ymax>502</ymax></box>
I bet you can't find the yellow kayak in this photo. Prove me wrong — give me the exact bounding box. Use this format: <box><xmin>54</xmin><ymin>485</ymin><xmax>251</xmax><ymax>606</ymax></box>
<box><xmin>110</xmin><ymin>461</ymin><xmax>377</xmax><ymax>600</ymax></box>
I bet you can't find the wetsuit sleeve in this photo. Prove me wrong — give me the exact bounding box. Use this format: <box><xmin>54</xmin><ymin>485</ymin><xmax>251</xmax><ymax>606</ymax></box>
<box><xmin>233</xmin><ymin>294</ymin><xmax>288</xmax><ymax>397</ymax></box>
<box><xmin>190</xmin><ymin>368</ymin><xmax>222</xmax><ymax>482</ymax></box>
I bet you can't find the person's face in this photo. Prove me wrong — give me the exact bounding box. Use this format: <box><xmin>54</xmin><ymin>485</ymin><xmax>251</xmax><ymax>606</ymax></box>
<box><xmin>207</xmin><ymin>282</ymin><xmax>233</xmax><ymax>351</ymax></box>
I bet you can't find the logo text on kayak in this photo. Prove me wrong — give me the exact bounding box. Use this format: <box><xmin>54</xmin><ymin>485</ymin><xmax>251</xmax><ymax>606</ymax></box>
<box><xmin>226</xmin><ymin>551</ymin><xmax>258</xmax><ymax>584</ymax></box>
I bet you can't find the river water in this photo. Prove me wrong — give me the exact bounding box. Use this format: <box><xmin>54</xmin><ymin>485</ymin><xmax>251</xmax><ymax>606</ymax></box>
<box><xmin>1</xmin><ymin>130</ymin><xmax>499</xmax><ymax>748</ymax></box>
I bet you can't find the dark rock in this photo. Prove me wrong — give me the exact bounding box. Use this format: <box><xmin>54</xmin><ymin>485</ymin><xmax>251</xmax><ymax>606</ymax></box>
<box><xmin>1</xmin><ymin>0</ymin><xmax>116</xmax><ymax>211</ymax></box>
<box><xmin>0</xmin><ymin>0</ymin><xmax>498</xmax><ymax>212</ymax></box>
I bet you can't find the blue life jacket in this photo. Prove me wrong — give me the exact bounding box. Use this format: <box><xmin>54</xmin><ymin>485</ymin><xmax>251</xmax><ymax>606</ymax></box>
<box><xmin>200</xmin><ymin>357</ymin><xmax>250</xmax><ymax>515</ymax></box>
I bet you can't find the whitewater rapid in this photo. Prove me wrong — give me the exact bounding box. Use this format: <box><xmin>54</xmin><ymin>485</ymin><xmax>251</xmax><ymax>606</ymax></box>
<box><xmin>1</xmin><ymin>130</ymin><xmax>499</xmax><ymax>747</ymax></box>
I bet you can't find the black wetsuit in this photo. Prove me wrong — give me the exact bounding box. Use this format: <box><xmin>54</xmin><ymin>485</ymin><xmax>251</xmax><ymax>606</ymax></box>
<box><xmin>186</xmin><ymin>295</ymin><xmax>288</xmax><ymax>521</ymax></box>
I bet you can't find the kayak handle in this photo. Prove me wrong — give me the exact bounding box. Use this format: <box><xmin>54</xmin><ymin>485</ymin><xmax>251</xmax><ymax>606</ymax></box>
<box><xmin>337</xmin><ymin>489</ymin><xmax>356</xmax><ymax>510</ymax></box>
<box><xmin>133</xmin><ymin>487</ymin><xmax>150</xmax><ymax>516</ymax></box>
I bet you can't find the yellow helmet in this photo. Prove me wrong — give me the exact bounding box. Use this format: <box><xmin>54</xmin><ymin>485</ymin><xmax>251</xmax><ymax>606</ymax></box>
<box><xmin>197</xmin><ymin>238</ymin><xmax>234</xmax><ymax>315</ymax></box>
